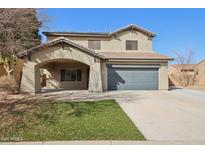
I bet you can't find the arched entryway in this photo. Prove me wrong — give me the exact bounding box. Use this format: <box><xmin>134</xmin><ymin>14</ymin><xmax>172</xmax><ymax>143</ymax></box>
<box><xmin>35</xmin><ymin>59</ymin><xmax>90</xmax><ymax>92</ymax></box>
<box><xmin>20</xmin><ymin>38</ymin><xmax>103</xmax><ymax>93</ymax></box>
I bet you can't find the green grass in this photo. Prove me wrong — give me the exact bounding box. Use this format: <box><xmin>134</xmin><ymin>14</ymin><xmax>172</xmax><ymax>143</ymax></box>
<box><xmin>0</xmin><ymin>99</ymin><xmax>145</xmax><ymax>141</ymax></box>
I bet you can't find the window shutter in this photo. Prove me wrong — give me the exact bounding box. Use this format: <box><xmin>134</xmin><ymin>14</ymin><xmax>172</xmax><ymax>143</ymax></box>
<box><xmin>77</xmin><ymin>70</ymin><xmax>82</xmax><ymax>81</ymax></box>
<box><xmin>126</xmin><ymin>40</ymin><xmax>138</xmax><ymax>50</ymax></box>
<box><xmin>88</xmin><ymin>40</ymin><xmax>101</xmax><ymax>50</ymax></box>
<box><xmin>71</xmin><ymin>70</ymin><xmax>76</xmax><ymax>81</ymax></box>
<box><xmin>88</xmin><ymin>40</ymin><xmax>94</xmax><ymax>49</ymax></box>
<box><xmin>60</xmin><ymin>69</ymin><xmax>65</xmax><ymax>81</ymax></box>
<box><xmin>126</xmin><ymin>41</ymin><xmax>131</xmax><ymax>50</ymax></box>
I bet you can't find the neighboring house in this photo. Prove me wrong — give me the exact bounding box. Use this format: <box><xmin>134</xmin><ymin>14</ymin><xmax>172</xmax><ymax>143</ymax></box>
<box><xmin>193</xmin><ymin>60</ymin><xmax>205</xmax><ymax>86</ymax></box>
<box><xmin>18</xmin><ymin>24</ymin><xmax>173</xmax><ymax>93</ymax></box>
<box><xmin>169</xmin><ymin>64</ymin><xmax>196</xmax><ymax>86</ymax></box>
<box><xmin>169</xmin><ymin>60</ymin><xmax>205</xmax><ymax>86</ymax></box>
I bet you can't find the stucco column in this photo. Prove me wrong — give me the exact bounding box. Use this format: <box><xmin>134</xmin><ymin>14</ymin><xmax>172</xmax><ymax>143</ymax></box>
<box><xmin>20</xmin><ymin>61</ymin><xmax>41</xmax><ymax>93</ymax></box>
<box><xmin>101</xmin><ymin>61</ymin><xmax>107</xmax><ymax>91</ymax></box>
<box><xmin>159</xmin><ymin>62</ymin><xmax>169</xmax><ymax>90</ymax></box>
<box><xmin>34</xmin><ymin>66</ymin><xmax>41</xmax><ymax>93</ymax></box>
<box><xmin>88</xmin><ymin>61</ymin><xmax>103</xmax><ymax>92</ymax></box>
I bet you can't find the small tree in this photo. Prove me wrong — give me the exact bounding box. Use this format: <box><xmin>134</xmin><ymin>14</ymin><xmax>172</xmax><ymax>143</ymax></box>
<box><xmin>0</xmin><ymin>52</ymin><xmax>16</xmax><ymax>77</ymax></box>
<box><xmin>0</xmin><ymin>9</ymin><xmax>43</xmax><ymax>76</ymax></box>
<box><xmin>0</xmin><ymin>9</ymin><xmax>49</xmax><ymax>95</ymax></box>
<box><xmin>172</xmin><ymin>49</ymin><xmax>197</xmax><ymax>86</ymax></box>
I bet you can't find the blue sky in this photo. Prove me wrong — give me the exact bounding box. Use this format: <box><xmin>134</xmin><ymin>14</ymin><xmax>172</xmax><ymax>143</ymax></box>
<box><xmin>40</xmin><ymin>9</ymin><xmax>205</xmax><ymax>63</ymax></box>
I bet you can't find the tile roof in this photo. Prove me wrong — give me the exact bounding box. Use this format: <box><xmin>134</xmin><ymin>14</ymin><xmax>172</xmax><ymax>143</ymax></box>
<box><xmin>170</xmin><ymin>64</ymin><xmax>195</xmax><ymax>69</ymax></box>
<box><xmin>99</xmin><ymin>52</ymin><xmax>173</xmax><ymax>60</ymax></box>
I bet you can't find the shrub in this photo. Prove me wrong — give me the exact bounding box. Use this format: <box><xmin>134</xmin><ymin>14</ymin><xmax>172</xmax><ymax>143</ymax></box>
<box><xmin>0</xmin><ymin>75</ymin><xmax>18</xmax><ymax>94</ymax></box>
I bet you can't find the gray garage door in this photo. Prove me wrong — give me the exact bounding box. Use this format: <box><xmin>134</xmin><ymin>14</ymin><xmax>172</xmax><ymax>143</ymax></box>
<box><xmin>108</xmin><ymin>65</ymin><xmax>159</xmax><ymax>90</ymax></box>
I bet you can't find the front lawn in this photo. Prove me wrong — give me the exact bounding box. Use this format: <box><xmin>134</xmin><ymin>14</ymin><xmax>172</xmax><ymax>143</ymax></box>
<box><xmin>0</xmin><ymin>99</ymin><xmax>145</xmax><ymax>141</ymax></box>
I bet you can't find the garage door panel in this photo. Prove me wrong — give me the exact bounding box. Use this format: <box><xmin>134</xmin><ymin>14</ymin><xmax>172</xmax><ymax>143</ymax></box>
<box><xmin>108</xmin><ymin>67</ymin><xmax>158</xmax><ymax>90</ymax></box>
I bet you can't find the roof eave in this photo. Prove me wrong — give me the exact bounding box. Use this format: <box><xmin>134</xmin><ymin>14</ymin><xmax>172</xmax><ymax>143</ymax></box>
<box><xmin>42</xmin><ymin>32</ymin><xmax>110</xmax><ymax>38</ymax></box>
<box><xmin>106</xmin><ymin>58</ymin><xmax>174</xmax><ymax>61</ymax></box>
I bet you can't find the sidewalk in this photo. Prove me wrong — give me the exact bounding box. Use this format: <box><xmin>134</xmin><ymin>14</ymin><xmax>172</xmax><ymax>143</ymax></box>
<box><xmin>1</xmin><ymin>141</ymin><xmax>205</xmax><ymax>145</ymax></box>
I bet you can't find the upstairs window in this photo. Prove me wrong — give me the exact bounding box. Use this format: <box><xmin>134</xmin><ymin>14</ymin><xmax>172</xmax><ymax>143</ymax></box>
<box><xmin>61</xmin><ymin>69</ymin><xmax>82</xmax><ymax>82</ymax></box>
<box><xmin>126</xmin><ymin>40</ymin><xmax>138</xmax><ymax>50</ymax></box>
<box><xmin>88</xmin><ymin>40</ymin><xmax>101</xmax><ymax>50</ymax></box>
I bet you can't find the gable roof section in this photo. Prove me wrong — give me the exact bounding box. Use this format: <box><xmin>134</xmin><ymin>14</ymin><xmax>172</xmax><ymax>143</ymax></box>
<box><xmin>42</xmin><ymin>24</ymin><xmax>156</xmax><ymax>38</ymax></box>
<box><xmin>18</xmin><ymin>37</ymin><xmax>105</xmax><ymax>58</ymax></box>
<box><xmin>110</xmin><ymin>24</ymin><xmax>156</xmax><ymax>37</ymax></box>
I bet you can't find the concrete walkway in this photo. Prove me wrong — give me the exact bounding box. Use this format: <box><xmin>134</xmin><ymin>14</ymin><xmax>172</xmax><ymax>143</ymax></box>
<box><xmin>114</xmin><ymin>89</ymin><xmax>205</xmax><ymax>142</ymax></box>
<box><xmin>1</xmin><ymin>140</ymin><xmax>205</xmax><ymax>145</ymax></box>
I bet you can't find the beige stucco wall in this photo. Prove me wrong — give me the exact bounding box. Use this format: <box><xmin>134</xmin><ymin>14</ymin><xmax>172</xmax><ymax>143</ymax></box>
<box><xmin>168</xmin><ymin>66</ymin><xmax>181</xmax><ymax>86</ymax></box>
<box><xmin>20</xmin><ymin>61</ymin><xmax>37</xmax><ymax>92</ymax></box>
<box><xmin>40</xmin><ymin>61</ymin><xmax>89</xmax><ymax>90</ymax></box>
<box><xmin>20</xmin><ymin>44</ymin><xmax>102</xmax><ymax>93</ymax></box>
<box><xmin>194</xmin><ymin>61</ymin><xmax>205</xmax><ymax>86</ymax></box>
<box><xmin>46</xmin><ymin>30</ymin><xmax>153</xmax><ymax>52</ymax></box>
<box><xmin>158</xmin><ymin>62</ymin><xmax>169</xmax><ymax>90</ymax></box>
<box><xmin>101</xmin><ymin>60</ymin><xmax>169</xmax><ymax>91</ymax></box>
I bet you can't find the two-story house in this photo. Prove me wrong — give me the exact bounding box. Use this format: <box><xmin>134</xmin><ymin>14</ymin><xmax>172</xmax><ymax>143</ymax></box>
<box><xmin>18</xmin><ymin>24</ymin><xmax>173</xmax><ymax>93</ymax></box>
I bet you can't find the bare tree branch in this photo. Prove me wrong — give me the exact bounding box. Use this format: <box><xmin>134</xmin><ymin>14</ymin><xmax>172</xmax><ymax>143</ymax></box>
<box><xmin>172</xmin><ymin>49</ymin><xmax>197</xmax><ymax>87</ymax></box>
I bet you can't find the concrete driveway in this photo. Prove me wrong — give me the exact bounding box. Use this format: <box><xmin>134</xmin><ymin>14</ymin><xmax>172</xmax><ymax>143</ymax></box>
<box><xmin>112</xmin><ymin>89</ymin><xmax>205</xmax><ymax>142</ymax></box>
<box><xmin>38</xmin><ymin>88</ymin><xmax>205</xmax><ymax>142</ymax></box>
